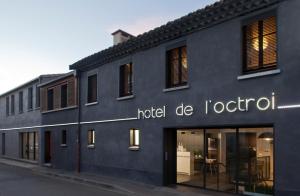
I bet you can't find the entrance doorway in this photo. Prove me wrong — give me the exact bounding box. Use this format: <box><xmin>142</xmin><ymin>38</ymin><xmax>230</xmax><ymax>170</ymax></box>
<box><xmin>164</xmin><ymin>127</ymin><xmax>274</xmax><ymax>195</ymax></box>
<box><xmin>44</xmin><ymin>131</ymin><xmax>51</xmax><ymax>163</ymax></box>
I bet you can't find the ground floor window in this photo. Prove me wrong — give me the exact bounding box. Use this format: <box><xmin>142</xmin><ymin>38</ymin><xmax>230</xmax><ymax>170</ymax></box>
<box><xmin>173</xmin><ymin>127</ymin><xmax>273</xmax><ymax>195</ymax></box>
<box><xmin>20</xmin><ymin>132</ymin><xmax>39</xmax><ymax>161</ymax></box>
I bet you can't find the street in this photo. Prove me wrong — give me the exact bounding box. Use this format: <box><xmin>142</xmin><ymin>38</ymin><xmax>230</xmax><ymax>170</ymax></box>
<box><xmin>0</xmin><ymin>163</ymin><xmax>126</xmax><ymax>196</ymax></box>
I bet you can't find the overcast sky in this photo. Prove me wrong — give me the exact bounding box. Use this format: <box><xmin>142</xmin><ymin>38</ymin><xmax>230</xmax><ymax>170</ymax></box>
<box><xmin>0</xmin><ymin>0</ymin><xmax>217</xmax><ymax>94</ymax></box>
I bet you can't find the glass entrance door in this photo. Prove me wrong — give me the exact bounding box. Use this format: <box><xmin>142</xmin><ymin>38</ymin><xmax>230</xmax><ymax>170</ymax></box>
<box><xmin>205</xmin><ymin>129</ymin><xmax>237</xmax><ymax>193</ymax></box>
<box><xmin>176</xmin><ymin>129</ymin><xmax>204</xmax><ymax>187</ymax></box>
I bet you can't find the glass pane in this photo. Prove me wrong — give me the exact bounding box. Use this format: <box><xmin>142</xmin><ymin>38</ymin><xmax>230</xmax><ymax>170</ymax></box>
<box><xmin>35</xmin><ymin>132</ymin><xmax>39</xmax><ymax>161</ymax></box>
<box><xmin>238</xmin><ymin>128</ymin><xmax>274</xmax><ymax>195</ymax></box>
<box><xmin>22</xmin><ymin>133</ymin><xmax>28</xmax><ymax>159</ymax></box>
<box><xmin>168</xmin><ymin>49</ymin><xmax>179</xmax><ymax>86</ymax></box>
<box><xmin>263</xmin><ymin>16</ymin><xmax>276</xmax><ymax>36</ymax></box>
<box><xmin>181</xmin><ymin>46</ymin><xmax>188</xmax><ymax>83</ymax></box>
<box><xmin>205</xmin><ymin>129</ymin><xmax>237</xmax><ymax>193</ymax></box>
<box><xmin>28</xmin><ymin>132</ymin><xmax>35</xmax><ymax>160</ymax></box>
<box><xmin>177</xmin><ymin>129</ymin><xmax>204</xmax><ymax>187</ymax></box>
<box><xmin>263</xmin><ymin>33</ymin><xmax>277</xmax><ymax>67</ymax></box>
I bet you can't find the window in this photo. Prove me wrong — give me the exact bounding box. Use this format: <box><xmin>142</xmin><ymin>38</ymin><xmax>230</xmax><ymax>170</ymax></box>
<box><xmin>47</xmin><ymin>89</ymin><xmax>54</xmax><ymax>110</ymax></box>
<box><xmin>61</xmin><ymin>130</ymin><xmax>67</xmax><ymax>146</ymax></box>
<box><xmin>21</xmin><ymin>132</ymin><xmax>38</xmax><ymax>161</ymax></box>
<box><xmin>87</xmin><ymin>129</ymin><xmax>95</xmax><ymax>146</ymax></box>
<box><xmin>5</xmin><ymin>97</ymin><xmax>9</xmax><ymax>116</ymax></box>
<box><xmin>119</xmin><ymin>63</ymin><xmax>133</xmax><ymax>97</ymax></box>
<box><xmin>28</xmin><ymin>87</ymin><xmax>33</xmax><ymax>110</ymax></box>
<box><xmin>129</xmin><ymin>129</ymin><xmax>140</xmax><ymax>150</ymax></box>
<box><xmin>243</xmin><ymin>16</ymin><xmax>277</xmax><ymax>73</ymax></box>
<box><xmin>87</xmin><ymin>74</ymin><xmax>97</xmax><ymax>103</ymax></box>
<box><xmin>11</xmin><ymin>95</ymin><xmax>15</xmax><ymax>115</ymax></box>
<box><xmin>166</xmin><ymin>46</ymin><xmax>188</xmax><ymax>88</ymax></box>
<box><xmin>36</xmin><ymin>86</ymin><xmax>40</xmax><ymax>108</ymax></box>
<box><xmin>19</xmin><ymin>91</ymin><xmax>23</xmax><ymax>113</ymax></box>
<box><xmin>61</xmin><ymin>84</ymin><xmax>68</xmax><ymax>108</ymax></box>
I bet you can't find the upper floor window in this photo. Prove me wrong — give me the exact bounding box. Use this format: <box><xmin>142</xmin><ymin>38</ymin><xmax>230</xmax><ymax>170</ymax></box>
<box><xmin>11</xmin><ymin>95</ymin><xmax>15</xmax><ymax>115</ymax></box>
<box><xmin>36</xmin><ymin>86</ymin><xmax>40</xmax><ymax>108</ymax></box>
<box><xmin>19</xmin><ymin>91</ymin><xmax>23</xmax><ymax>113</ymax></box>
<box><xmin>61</xmin><ymin>84</ymin><xmax>68</xmax><ymax>108</ymax></box>
<box><xmin>243</xmin><ymin>16</ymin><xmax>277</xmax><ymax>73</ymax></box>
<box><xmin>87</xmin><ymin>74</ymin><xmax>97</xmax><ymax>103</ymax></box>
<box><xmin>47</xmin><ymin>88</ymin><xmax>54</xmax><ymax>110</ymax></box>
<box><xmin>166</xmin><ymin>46</ymin><xmax>188</xmax><ymax>88</ymax></box>
<box><xmin>6</xmin><ymin>97</ymin><xmax>9</xmax><ymax>116</ymax></box>
<box><xmin>119</xmin><ymin>63</ymin><xmax>133</xmax><ymax>97</ymax></box>
<box><xmin>28</xmin><ymin>87</ymin><xmax>33</xmax><ymax>110</ymax></box>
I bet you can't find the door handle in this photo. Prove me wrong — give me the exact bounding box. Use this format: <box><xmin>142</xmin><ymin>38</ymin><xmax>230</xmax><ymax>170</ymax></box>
<box><xmin>165</xmin><ymin>152</ymin><xmax>168</xmax><ymax>161</ymax></box>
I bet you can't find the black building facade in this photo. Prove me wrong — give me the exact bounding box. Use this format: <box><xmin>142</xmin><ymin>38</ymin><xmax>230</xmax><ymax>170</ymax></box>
<box><xmin>0</xmin><ymin>0</ymin><xmax>300</xmax><ymax>195</ymax></box>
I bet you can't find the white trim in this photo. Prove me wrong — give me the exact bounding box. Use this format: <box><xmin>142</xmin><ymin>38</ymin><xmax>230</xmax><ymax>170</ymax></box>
<box><xmin>81</xmin><ymin>117</ymin><xmax>138</xmax><ymax>125</ymax></box>
<box><xmin>117</xmin><ymin>95</ymin><xmax>135</xmax><ymax>101</ymax></box>
<box><xmin>85</xmin><ymin>102</ymin><xmax>98</xmax><ymax>106</ymax></box>
<box><xmin>163</xmin><ymin>85</ymin><xmax>189</xmax><ymax>92</ymax></box>
<box><xmin>278</xmin><ymin>104</ymin><xmax>300</xmax><ymax>109</ymax></box>
<box><xmin>0</xmin><ymin>117</ymin><xmax>138</xmax><ymax>131</ymax></box>
<box><xmin>237</xmin><ymin>69</ymin><xmax>281</xmax><ymax>80</ymax></box>
<box><xmin>0</xmin><ymin>122</ymin><xmax>79</xmax><ymax>131</ymax></box>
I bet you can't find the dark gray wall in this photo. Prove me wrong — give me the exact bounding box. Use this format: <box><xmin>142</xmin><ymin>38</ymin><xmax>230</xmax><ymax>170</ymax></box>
<box><xmin>41</xmin><ymin>108</ymin><xmax>78</xmax><ymax>170</ymax></box>
<box><xmin>75</xmin><ymin>0</ymin><xmax>300</xmax><ymax>195</ymax></box>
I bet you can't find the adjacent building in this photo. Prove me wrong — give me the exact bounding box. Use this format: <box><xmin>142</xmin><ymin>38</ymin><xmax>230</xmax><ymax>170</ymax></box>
<box><xmin>0</xmin><ymin>74</ymin><xmax>63</xmax><ymax>162</ymax></box>
<box><xmin>1</xmin><ymin>0</ymin><xmax>300</xmax><ymax>195</ymax></box>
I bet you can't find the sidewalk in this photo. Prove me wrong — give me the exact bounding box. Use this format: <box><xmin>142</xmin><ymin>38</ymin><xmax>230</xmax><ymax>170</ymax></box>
<box><xmin>0</xmin><ymin>158</ymin><xmax>232</xmax><ymax>196</ymax></box>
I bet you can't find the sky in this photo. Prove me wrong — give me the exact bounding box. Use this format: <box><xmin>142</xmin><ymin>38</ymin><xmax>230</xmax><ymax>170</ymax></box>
<box><xmin>0</xmin><ymin>0</ymin><xmax>217</xmax><ymax>94</ymax></box>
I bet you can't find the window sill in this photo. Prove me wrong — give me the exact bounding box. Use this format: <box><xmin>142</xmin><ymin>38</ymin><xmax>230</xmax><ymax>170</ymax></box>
<box><xmin>41</xmin><ymin>106</ymin><xmax>78</xmax><ymax>114</ymax></box>
<box><xmin>129</xmin><ymin>146</ymin><xmax>140</xmax><ymax>151</ymax></box>
<box><xmin>238</xmin><ymin>69</ymin><xmax>281</xmax><ymax>80</ymax></box>
<box><xmin>60</xmin><ymin>144</ymin><xmax>67</xmax><ymax>148</ymax></box>
<box><xmin>117</xmin><ymin>95</ymin><xmax>135</xmax><ymax>101</ymax></box>
<box><xmin>85</xmin><ymin>102</ymin><xmax>98</xmax><ymax>106</ymax></box>
<box><xmin>163</xmin><ymin>85</ymin><xmax>189</xmax><ymax>93</ymax></box>
<box><xmin>87</xmin><ymin>144</ymin><xmax>95</xmax><ymax>149</ymax></box>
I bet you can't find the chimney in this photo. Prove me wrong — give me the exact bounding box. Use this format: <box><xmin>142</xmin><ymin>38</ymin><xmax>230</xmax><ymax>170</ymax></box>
<box><xmin>111</xmin><ymin>29</ymin><xmax>135</xmax><ymax>45</ymax></box>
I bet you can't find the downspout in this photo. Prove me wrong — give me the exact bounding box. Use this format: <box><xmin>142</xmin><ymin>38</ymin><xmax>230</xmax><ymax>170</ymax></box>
<box><xmin>76</xmin><ymin>70</ymin><xmax>81</xmax><ymax>173</ymax></box>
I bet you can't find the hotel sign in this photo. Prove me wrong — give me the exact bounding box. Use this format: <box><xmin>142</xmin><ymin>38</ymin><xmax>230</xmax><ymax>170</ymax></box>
<box><xmin>137</xmin><ymin>92</ymin><xmax>276</xmax><ymax>119</ymax></box>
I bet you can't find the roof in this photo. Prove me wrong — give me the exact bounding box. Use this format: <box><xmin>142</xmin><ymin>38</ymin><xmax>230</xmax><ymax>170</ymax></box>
<box><xmin>0</xmin><ymin>74</ymin><xmax>65</xmax><ymax>97</ymax></box>
<box><xmin>70</xmin><ymin>0</ymin><xmax>280</xmax><ymax>70</ymax></box>
<box><xmin>38</xmin><ymin>71</ymin><xmax>76</xmax><ymax>87</ymax></box>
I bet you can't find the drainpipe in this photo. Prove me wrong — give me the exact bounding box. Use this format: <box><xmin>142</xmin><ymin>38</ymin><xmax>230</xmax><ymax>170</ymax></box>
<box><xmin>76</xmin><ymin>70</ymin><xmax>81</xmax><ymax>173</ymax></box>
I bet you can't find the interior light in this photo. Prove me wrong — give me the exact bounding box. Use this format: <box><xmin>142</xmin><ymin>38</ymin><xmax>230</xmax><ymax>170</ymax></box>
<box><xmin>258</xmin><ymin>132</ymin><xmax>273</xmax><ymax>141</ymax></box>
<box><xmin>253</xmin><ymin>37</ymin><xmax>268</xmax><ymax>51</ymax></box>
<box><xmin>135</xmin><ymin>129</ymin><xmax>140</xmax><ymax>146</ymax></box>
